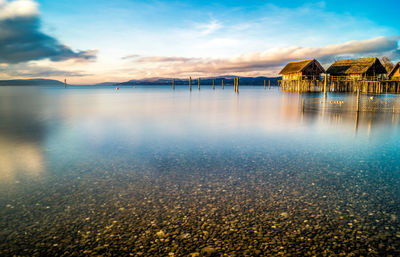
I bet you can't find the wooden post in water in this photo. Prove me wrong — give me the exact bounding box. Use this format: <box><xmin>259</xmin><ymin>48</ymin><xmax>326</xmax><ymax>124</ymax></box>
<box><xmin>323</xmin><ymin>74</ymin><xmax>327</xmax><ymax>98</ymax></box>
<box><xmin>198</xmin><ymin>78</ymin><xmax>200</xmax><ymax>90</ymax></box>
<box><xmin>269</xmin><ymin>80</ymin><xmax>271</xmax><ymax>89</ymax></box>
<box><xmin>172</xmin><ymin>79</ymin><xmax>175</xmax><ymax>90</ymax></box>
<box><xmin>356</xmin><ymin>88</ymin><xmax>360</xmax><ymax>113</ymax></box>
<box><xmin>264</xmin><ymin>80</ymin><xmax>266</xmax><ymax>89</ymax></box>
<box><xmin>236</xmin><ymin>77</ymin><xmax>238</xmax><ymax>92</ymax></box>
<box><xmin>298</xmin><ymin>77</ymin><xmax>301</xmax><ymax>92</ymax></box>
<box><xmin>222</xmin><ymin>79</ymin><xmax>224</xmax><ymax>89</ymax></box>
<box><xmin>213</xmin><ymin>79</ymin><xmax>215</xmax><ymax>90</ymax></box>
<box><xmin>189</xmin><ymin>77</ymin><xmax>192</xmax><ymax>91</ymax></box>
<box><xmin>354</xmin><ymin>107</ymin><xmax>359</xmax><ymax>132</ymax></box>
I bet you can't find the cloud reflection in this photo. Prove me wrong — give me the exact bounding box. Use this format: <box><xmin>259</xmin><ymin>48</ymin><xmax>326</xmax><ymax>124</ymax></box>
<box><xmin>0</xmin><ymin>87</ymin><xmax>46</xmax><ymax>183</ymax></box>
<box><xmin>0</xmin><ymin>137</ymin><xmax>44</xmax><ymax>182</ymax></box>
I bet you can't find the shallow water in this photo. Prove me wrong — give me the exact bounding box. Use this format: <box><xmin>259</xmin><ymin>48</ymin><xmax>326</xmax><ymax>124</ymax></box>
<box><xmin>1</xmin><ymin>85</ymin><xmax>400</xmax><ymax>256</ymax></box>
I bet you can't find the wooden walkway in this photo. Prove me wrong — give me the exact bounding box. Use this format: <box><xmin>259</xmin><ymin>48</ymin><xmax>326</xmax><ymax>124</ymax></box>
<box><xmin>280</xmin><ymin>78</ymin><xmax>400</xmax><ymax>94</ymax></box>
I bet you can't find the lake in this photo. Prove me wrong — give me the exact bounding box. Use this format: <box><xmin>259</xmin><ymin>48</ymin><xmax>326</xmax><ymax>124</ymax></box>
<box><xmin>1</xmin><ymin>85</ymin><xmax>400</xmax><ymax>256</ymax></box>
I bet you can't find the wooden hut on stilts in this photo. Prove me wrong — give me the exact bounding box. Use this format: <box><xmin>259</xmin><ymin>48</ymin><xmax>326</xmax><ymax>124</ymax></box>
<box><xmin>279</xmin><ymin>59</ymin><xmax>325</xmax><ymax>92</ymax></box>
<box><xmin>326</xmin><ymin>58</ymin><xmax>387</xmax><ymax>93</ymax></box>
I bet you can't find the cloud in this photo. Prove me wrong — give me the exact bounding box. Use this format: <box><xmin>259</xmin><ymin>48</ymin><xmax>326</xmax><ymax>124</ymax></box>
<box><xmin>130</xmin><ymin>56</ymin><xmax>200</xmax><ymax>63</ymax></box>
<box><xmin>0</xmin><ymin>0</ymin><xmax>37</xmax><ymax>20</ymax></box>
<box><xmin>195</xmin><ymin>19</ymin><xmax>223</xmax><ymax>36</ymax></box>
<box><xmin>0</xmin><ymin>62</ymin><xmax>91</xmax><ymax>78</ymax></box>
<box><xmin>121</xmin><ymin>54</ymin><xmax>140</xmax><ymax>60</ymax></box>
<box><xmin>123</xmin><ymin>36</ymin><xmax>400</xmax><ymax>78</ymax></box>
<box><xmin>0</xmin><ymin>0</ymin><xmax>97</xmax><ymax>64</ymax></box>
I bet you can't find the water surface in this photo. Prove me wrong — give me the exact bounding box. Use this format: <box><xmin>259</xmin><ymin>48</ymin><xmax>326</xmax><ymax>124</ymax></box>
<box><xmin>1</xmin><ymin>85</ymin><xmax>400</xmax><ymax>256</ymax></box>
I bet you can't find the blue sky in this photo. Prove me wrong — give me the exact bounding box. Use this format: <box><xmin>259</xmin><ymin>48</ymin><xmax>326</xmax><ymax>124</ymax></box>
<box><xmin>0</xmin><ymin>0</ymin><xmax>399</xmax><ymax>83</ymax></box>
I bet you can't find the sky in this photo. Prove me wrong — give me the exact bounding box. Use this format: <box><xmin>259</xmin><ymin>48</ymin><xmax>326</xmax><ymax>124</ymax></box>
<box><xmin>0</xmin><ymin>0</ymin><xmax>399</xmax><ymax>84</ymax></box>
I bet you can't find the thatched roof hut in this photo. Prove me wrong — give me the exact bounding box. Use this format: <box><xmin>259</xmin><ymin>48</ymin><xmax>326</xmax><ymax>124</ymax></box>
<box><xmin>326</xmin><ymin>58</ymin><xmax>386</xmax><ymax>78</ymax></box>
<box><xmin>279</xmin><ymin>59</ymin><xmax>325</xmax><ymax>80</ymax></box>
<box><xmin>388</xmin><ymin>62</ymin><xmax>400</xmax><ymax>80</ymax></box>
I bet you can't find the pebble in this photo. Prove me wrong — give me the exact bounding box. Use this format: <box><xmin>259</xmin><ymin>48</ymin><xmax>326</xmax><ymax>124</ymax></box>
<box><xmin>280</xmin><ymin>212</ymin><xmax>289</xmax><ymax>218</ymax></box>
<box><xmin>1</xmin><ymin>153</ymin><xmax>400</xmax><ymax>257</ymax></box>
<box><xmin>200</xmin><ymin>246</ymin><xmax>217</xmax><ymax>256</ymax></box>
<box><xmin>156</xmin><ymin>230</ymin><xmax>166</xmax><ymax>238</ymax></box>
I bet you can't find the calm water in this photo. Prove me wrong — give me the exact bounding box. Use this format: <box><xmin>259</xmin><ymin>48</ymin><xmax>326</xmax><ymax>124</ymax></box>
<box><xmin>1</xmin><ymin>85</ymin><xmax>400</xmax><ymax>256</ymax></box>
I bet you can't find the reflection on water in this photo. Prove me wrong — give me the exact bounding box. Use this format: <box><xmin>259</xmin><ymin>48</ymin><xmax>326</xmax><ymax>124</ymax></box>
<box><xmin>300</xmin><ymin>93</ymin><xmax>400</xmax><ymax>135</ymax></box>
<box><xmin>0</xmin><ymin>138</ymin><xmax>44</xmax><ymax>182</ymax></box>
<box><xmin>0</xmin><ymin>88</ymin><xmax>46</xmax><ymax>184</ymax></box>
<box><xmin>0</xmin><ymin>86</ymin><xmax>400</xmax><ymax>256</ymax></box>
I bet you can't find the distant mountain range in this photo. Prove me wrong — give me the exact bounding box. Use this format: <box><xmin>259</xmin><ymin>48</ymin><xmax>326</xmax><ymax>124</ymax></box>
<box><xmin>0</xmin><ymin>76</ymin><xmax>282</xmax><ymax>86</ymax></box>
<box><xmin>0</xmin><ymin>79</ymin><xmax>65</xmax><ymax>86</ymax></box>
<box><xmin>118</xmin><ymin>76</ymin><xmax>281</xmax><ymax>86</ymax></box>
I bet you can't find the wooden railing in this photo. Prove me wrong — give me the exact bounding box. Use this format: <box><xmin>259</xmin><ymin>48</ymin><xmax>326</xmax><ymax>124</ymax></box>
<box><xmin>285</xmin><ymin>75</ymin><xmax>389</xmax><ymax>82</ymax></box>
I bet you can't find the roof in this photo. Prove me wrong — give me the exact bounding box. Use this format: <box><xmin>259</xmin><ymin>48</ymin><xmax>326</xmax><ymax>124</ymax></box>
<box><xmin>279</xmin><ymin>59</ymin><xmax>323</xmax><ymax>75</ymax></box>
<box><xmin>326</xmin><ymin>58</ymin><xmax>386</xmax><ymax>75</ymax></box>
<box><xmin>388</xmin><ymin>62</ymin><xmax>400</xmax><ymax>78</ymax></box>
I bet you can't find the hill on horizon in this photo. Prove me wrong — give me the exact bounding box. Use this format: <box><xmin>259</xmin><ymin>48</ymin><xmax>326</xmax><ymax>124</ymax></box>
<box><xmin>119</xmin><ymin>76</ymin><xmax>281</xmax><ymax>86</ymax></box>
<box><xmin>0</xmin><ymin>79</ymin><xmax>65</xmax><ymax>86</ymax></box>
<box><xmin>0</xmin><ymin>76</ymin><xmax>282</xmax><ymax>86</ymax></box>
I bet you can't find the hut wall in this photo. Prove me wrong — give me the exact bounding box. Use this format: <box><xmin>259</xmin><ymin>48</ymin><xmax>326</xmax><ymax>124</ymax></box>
<box><xmin>283</xmin><ymin>72</ymin><xmax>302</xmax><ymax>80</ymax></box>
<box><xmin>365</xmin><ymin>69</ymin><xmax>377</xmax><ymax>77</ymax></box>
<box><xmin>302</xmin><ymin>63</ymin><xmax>322</xmax><ymax>79</ymax></box>
<box><xmin>348</xmin><ymin>74</ymin><xmax>363</xmax><ymax>80</ymax></box>
<box><xmin>365</xmin><ymin>61</ymin><xmax>387</xmax><ymax>78</ymax></box>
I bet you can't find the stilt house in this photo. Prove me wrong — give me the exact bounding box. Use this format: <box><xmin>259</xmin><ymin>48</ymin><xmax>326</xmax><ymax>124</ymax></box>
<box><xmin>279</xmin><ymin>59</ymin><xmax>325</xmax><ymax>81</ymax></box>
<box><xmin>326</xmin><ymin>58</ymin><xmax>386</xmax><ymax>80</ymax></box>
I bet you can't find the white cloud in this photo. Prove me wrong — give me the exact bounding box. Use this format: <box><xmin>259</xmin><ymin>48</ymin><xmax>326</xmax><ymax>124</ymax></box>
<box><xmin>196</xmin><ymin>19</ymin><xmax>223</xmax><ymax>36</ymax></box>
<box><xmin>0</xmin><ymin>0</ymin><xmax>38</xmax><ymax>20</ymax></box>
<box><xmin>122</xmin><ymin>36</ymin><xmax>400</xmax><ymax>78</ymax></box>
<box><xmin>0</xmin><ymin>1</ymin><xmax>398</xmax><ymax>84</ymax></box>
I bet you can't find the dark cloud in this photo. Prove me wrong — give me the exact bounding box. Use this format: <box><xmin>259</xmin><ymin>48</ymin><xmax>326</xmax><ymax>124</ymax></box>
<box><xmin>0</xmin><ymin>16</ymin><xmax>97</xmax><ymax>63</ymax></box>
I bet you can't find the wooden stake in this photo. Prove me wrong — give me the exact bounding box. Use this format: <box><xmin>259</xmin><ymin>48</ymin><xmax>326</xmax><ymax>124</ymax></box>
<box><xmin>198</xmin><ymin>78</ymin><xmax>200</xmax><ymax>90</ymax></box>
<box><xmin>264</xmin><ymin>80</ymin><xmax>266</xmax><ymax>89</ymax></box>
<box><xmin>222</xmin><ymin>79</ymin><xmax>224</xmax><ymax>89</ymax></box>
<box><xmin>298</xmin><ymin>77</ymin><xmax>301</xmax><ymax>92</ymax></box>
<box><xmin>269</xmin><ymin>80</ymin><xmax>271</xmax><ymax>89</ymax></box>
<box><xmin>213</xmin><ymin>79</ymin><xmax>215</xmax><ymax>89</ymax></box>
<box><xmin>323</xmin><ymin>74</ymin><xmax>327</xmax><ymax>98</ymax></box>
<box><xmin>356</xmin><ymin>88</ymin><xmax>360</xmax><ymax>113</ymax></box>
<box><xmin>172</xmin><ymin>78</ymin><xmax>175</xmax><ymax>90</ymax></box>
<box><xmin>189</xmin><ymin>77</ymin><xmax>192</xmax><ymax>91</ymax></box>
<box><xmin>236</xmin><ymin>78</ymin><xmax>238</xmax><ymax>92</ymax></box>
<box><xmin>355</xmin><ymin>108</ymin><xmax>359</xmax><ymax>132</ymax></box>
